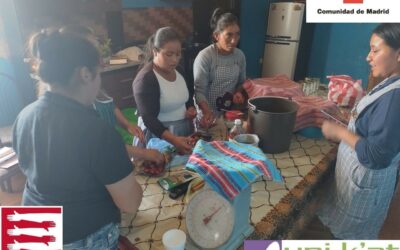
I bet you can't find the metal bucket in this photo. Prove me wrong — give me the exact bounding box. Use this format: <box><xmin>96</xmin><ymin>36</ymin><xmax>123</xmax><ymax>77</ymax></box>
<box><xmin>248</xmin><ymin>96</ymin><xmax>298</xmax><ymax>154</ymax></box>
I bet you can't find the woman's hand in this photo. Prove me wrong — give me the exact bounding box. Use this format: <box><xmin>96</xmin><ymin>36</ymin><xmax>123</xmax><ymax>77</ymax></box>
<box><xmin>127</xmin><ymin>124</ymin><xmax>145</xmax><ymax>143</ymax></box>
<box><xmin>185</xmin><ymin>106</ymin><xmax>197</xmax><ymax>120</ymax></box>
<box><xmin>200</xmin><ymin>111</ymin><xmax>215</xmax><ymax>129</ymax></box>
<box><xmin>161</xmin><ymin>130</ymin><xmax>193</xmax><ymax>155</ymax></box>
<box><xmin>321</xmin><ymin>120</ymin><xmax>347</xmax><ymax>142</ymax></box>
<box><xmin>172</xmin><ymin>136</ymin><xmax>193</xmax><ymax>155</ymax></box>
<box><xmin>322</xmin><ymin>120</ymin><xmax>360</xmax><ymax>149</ymax></box>
<box><xmin>125</xmin><ymin>146</ymin><xmax>164</xmax><ymax>165</ymax></box>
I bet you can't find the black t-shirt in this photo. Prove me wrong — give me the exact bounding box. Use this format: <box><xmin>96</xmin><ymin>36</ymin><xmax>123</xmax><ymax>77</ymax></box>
<box><xmin>12</xmin><ymin>92</ymin><xmax>133</xmax><ymax>243</ymax></box>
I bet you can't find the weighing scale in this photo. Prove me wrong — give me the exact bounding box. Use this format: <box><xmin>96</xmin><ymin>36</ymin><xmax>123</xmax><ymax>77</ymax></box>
<box><xmin>185</xmin><ymin>184</ymin><xmax>254</xmax><ymax>249</ymax></box>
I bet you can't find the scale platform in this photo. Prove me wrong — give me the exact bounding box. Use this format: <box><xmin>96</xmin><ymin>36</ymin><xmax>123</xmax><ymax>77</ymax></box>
<box><xmin>186</xmin><ymin>185</ymin><xmax>254</xmax><ymax>249</ymax></box>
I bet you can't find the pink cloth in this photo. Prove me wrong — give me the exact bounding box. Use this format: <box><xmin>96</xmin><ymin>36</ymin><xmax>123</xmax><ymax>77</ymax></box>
<box><xmin>243</xmin><ymin>75</ymin><xmax>304</xmax><ymax>99</ymax></box>
<box><xmin>292</xmin><ymin>96</ymin><xmax>341</xmax><ymax>131</ymax></box>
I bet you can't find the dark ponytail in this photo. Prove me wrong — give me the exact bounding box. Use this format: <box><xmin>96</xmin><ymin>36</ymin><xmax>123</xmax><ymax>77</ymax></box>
<box><xmin>143</xmin><ymin>27</ymin><xmax>181</xmax><ymax>64</ymax></box>
<box><xmin>143</xmin><ymin>34</ymin><xmax>156</xmax><ymax>65</ymax></box>
<box><xmin>29</xmin><ymin>28</ymin><xmax>100</xmax><ymax>86</ymax></box>
<box><xmin>210</xmin><ymin>8</ymin><xmax>239</xmax><ymax>34</ymax></box>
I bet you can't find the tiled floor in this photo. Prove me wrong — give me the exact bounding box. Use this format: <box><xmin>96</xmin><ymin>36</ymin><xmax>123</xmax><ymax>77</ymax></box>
<box><xmin>2</xmin><ymin>170</ymin><xmax>399</xmax><ymax>240</ymax></box>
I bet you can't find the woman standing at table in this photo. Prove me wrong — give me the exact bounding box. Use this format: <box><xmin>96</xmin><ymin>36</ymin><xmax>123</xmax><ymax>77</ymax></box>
<box><xmin>318</xmin><ymin>23</ymin><xmax>400</xmax><ymax>239</ymax></box>
<box><xmin>13</xmin><ymin>28</ymin><xmax>144</xmax><ymax>248</ymax></box>
<box><xmin>193</xmin><ymin>8</ymin><xmax>246</xmax><ymax>127</ymax></box>
<box><xmin>133</xmin><ymin>27</ymin><xmax>196</xmax><ymax>154</ymax></box>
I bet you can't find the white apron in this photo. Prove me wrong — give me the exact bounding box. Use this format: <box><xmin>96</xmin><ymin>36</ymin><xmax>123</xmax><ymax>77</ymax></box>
<box><xmin>318</xmin><ymin>78</ymin><xmax>400</xmax><ymax>239</ymax></box>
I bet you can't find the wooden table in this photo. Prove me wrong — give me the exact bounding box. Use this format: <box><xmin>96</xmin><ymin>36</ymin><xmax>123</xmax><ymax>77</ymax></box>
<box><xmin>119</xmin><ymin>133</ymin><xmax>337</xmax><ymax>249</ymax></box>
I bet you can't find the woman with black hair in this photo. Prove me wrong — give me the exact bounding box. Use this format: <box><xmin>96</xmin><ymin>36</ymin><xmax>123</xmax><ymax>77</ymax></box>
<box><xmin>318</xmin><ymin>23</ymin><xmax>400</xmax><ymax>239</ymax></box>
<box><xmin>12</xmin><ymin>28</ymin><xmax>144</xmax><ymax>249</ymax></box>
<box><xmin>133</xmin><ymin>27</ymin><xmax>196</xmax><ymax>155</ymax></box>
<box><xmin>193</xmin><ymin>8</ymin><xmax>246</xmax><ymax>127</ymax></box>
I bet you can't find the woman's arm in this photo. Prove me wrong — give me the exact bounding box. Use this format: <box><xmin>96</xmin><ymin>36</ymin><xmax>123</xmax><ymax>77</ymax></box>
<box><xmin>133</xmin><ymin>66</ymin><xmax>167</xmax><ymax>138</ymax></box>
<box><xmin>94</xmin><ymin>125</ymin><xmax>143</xmax><ymax>214</ymax></box>
<box><xmin>193</xmin><ymin>49</ymin><xmax>216</xmax><ymax>125</ymax></box>
<box><xmin>161</xmin><ymin>130</ymin><xmax>192</xmax><ymax>155</ymax></box>
<box><xmin>237</xmin><ymin>49</ymin><xmax>247</xmax><ymax>86</ymax></box>
<box><xmin>114</xmin><ymin>107</ymin><xmax>144</xmax><ymax>142</ymax></box>
<box><xmin>322</xmin><ymin>121</ymin><xmax>360</xmax><ymax>149</ymax></box>
<box><xmin>324</xmin><ymin>89</ymin><xmax>400</xmax><ymax>169</ymax></box>
<box><xmin>125</xmin><ymin>145</ymin><xmax>164</xmax><ymax>163</ymax></box>
<box><xmin>114</xmin><ymin>107</ymin><xmax>130</xmax><ymax>129</ymax></box>
<box><xmin>106</xmin><ymin>172</ymin><xmax>143</xmax><ymax>214</ymax></box>
<box><xmin>354</xmin><ymin>89</ymin><xmax>400</xmax><ymax>168</ymax></box>
<box><xmin>193</xmin><ymin>49</ymin><xmax>211</xmax><ymax>110</ymax></box>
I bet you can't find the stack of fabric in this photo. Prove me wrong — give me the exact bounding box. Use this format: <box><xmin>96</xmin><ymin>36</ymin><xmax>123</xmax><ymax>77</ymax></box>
<box><xmin>242</xmin><ymin>75</ymin><xmax>304</xmax><ymax>99</ymax></box>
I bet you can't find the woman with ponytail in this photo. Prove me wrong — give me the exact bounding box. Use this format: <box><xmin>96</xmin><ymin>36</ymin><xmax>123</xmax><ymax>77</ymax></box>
<box><xmin>193</xmin><ymin>8</ymin><xmax>246</xmax><ymax>127</ymax></box>
<box><xmin>13</xmin><ymin>28</ymin><xmax>144</xmax><ymax>249</ymax></box>
<box><xmin>133</xmin><ymin>27</ymin><xmax>196</xmax><ymax>154</ymax></box>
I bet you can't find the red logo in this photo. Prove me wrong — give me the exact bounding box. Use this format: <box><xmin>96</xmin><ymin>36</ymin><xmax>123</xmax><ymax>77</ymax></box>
<box><xmin>343</xmin><ymin>0</ymin><xmax>363</xmax><ymax>3</ymax></box>
<box><xmin>1</xmin><ymin>206</ymin><xmax>63</xmax><ymax>250</ymax></box>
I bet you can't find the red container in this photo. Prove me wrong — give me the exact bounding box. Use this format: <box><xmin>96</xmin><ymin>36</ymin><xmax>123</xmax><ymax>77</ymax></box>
<box><xmin>224</xmin><ymin>110</ymin><xmax>243</xmax><ymax>121</ymax></box>
<box><xmin>343</xmin><ymin>0</ymin><xmax>363</xmax><ymax>3</ymax></box>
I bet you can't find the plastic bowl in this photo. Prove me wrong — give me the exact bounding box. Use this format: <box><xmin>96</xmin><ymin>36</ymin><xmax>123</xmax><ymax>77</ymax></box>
<box><xmin>233</xmin><ymin>134</ymin><xmax>260</xmax><ymax>147</ymax></box>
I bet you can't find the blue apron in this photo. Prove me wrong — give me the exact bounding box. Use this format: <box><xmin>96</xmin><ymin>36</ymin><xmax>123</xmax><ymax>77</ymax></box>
<box><xmin>318</xmin><ymin>78</ymin><xmax>400</xmax><ymax>239</ymax></box>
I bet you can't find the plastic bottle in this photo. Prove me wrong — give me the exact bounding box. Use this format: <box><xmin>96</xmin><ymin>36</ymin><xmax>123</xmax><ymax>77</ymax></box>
<box><xmin>229</xmin><ymin>119</ymin><xmax>245</xmax><ymax>139</ymax></box>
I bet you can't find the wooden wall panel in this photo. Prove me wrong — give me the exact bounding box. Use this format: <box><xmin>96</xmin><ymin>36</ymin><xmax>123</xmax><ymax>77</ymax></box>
<box><xmin>123</xmin><ymin>8</ymin><xmax>193</xmax><ymax>43</ymax></box>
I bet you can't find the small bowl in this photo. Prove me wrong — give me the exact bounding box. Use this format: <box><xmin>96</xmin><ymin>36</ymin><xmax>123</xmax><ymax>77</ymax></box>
<box><xmin>233</xmin><ymin>134</ymin><xmax>259</xmax><ymax>147</ymax></box>
<box><xmin>162</xmin><ymin>229</ymin><xmax>186</xmax><ymax>250</ymax></box>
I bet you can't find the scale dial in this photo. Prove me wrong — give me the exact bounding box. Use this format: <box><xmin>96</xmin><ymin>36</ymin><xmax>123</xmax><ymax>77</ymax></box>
<box><xmin>186</xmin><ymin>189</ymin><xmax>234</xmax><ymax>249</ymax></box>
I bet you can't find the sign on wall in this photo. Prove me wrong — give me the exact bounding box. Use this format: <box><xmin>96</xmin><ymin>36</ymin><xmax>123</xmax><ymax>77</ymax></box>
<box><xmin>307</xmin><ymin>0</ymin><xmax>400</xmax><ymax>23</ymax></box>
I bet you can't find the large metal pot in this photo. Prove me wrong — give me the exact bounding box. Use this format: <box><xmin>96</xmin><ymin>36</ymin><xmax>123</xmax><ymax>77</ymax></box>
<box><xmin>248</xmin><ymin>96</ymin><xmax>298</xmax><ymax>154</ymax></box>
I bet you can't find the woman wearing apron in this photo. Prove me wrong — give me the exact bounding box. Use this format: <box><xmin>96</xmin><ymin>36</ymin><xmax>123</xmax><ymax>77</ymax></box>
<box><xmin>193</xmin><ymin>8</ymin><xmax>246</xmax><ymax>127</ymax></box>
<box><xmin>318</xmin><ymin>23</ymin><xmax>400</xmax><ymax>239</ymax></box>
<box><xmin>133</xmin><ymin>27</ymin><xmax>196</xmax><ymax>154</ymax></box>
